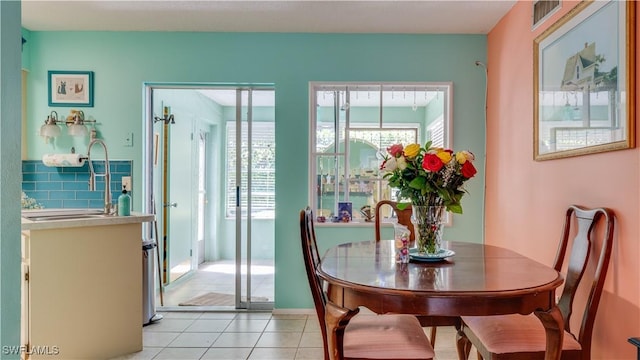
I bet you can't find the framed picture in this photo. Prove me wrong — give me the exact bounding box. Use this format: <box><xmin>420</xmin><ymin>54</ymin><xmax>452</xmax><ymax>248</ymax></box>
<box><xmin>48</xmin><ymin>70</ymin><xmax>94</xmax><ymax>107</ymax></box>
<box><xmin>337</xmin><ymin>201</ymin><xmax>352</xmax><ymax>222</ymax></box>
<box><xmin>533</xmin><ymin>1</ymin><xmax>635</xmax><ymax>161</ymax></box>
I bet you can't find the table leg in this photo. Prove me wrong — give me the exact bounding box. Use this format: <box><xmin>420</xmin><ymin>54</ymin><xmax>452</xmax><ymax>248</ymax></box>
<box><xmin>534</xmin><ymin>305</ymin><xmax>564</xmax><ymax>360</ymax></box>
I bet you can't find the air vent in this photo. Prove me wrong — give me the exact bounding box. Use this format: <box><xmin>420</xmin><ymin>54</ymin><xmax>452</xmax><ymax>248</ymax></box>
<box><xmin>532</xmin><ymin>0</ymin><xmax>561</xmax><ymax>29</ymax></box>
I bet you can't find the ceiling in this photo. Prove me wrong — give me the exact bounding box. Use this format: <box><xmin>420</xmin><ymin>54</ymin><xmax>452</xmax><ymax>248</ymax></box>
<box><xmin>22</xmin><ymin>0</ymin><xmax>516</xmax><ymax>34</ymax></box>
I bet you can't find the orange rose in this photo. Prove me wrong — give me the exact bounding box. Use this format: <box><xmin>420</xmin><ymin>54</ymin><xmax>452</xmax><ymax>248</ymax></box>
<box><xmin>436</xmin><ymin>149</ymin><xmax>452</xmax><ymax>164</ymax></box>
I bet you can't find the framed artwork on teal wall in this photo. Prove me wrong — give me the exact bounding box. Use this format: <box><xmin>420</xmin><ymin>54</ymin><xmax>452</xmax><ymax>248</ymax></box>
<box><xmin>48</xmin><ymin>70</ymin><xmax>94</xmax><ymax>107</ymax></box>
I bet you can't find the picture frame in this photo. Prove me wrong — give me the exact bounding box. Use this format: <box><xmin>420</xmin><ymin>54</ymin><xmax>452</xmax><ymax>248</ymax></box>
<box><xmin>337</xmin><ymin>201</ymin><xmax>352</xmax><ymax>222</ymax></box>
<box><xmin>48</xmin><ymin>70</ymin><xmax>94</xmax><ymax>107</ymax></box>
<box><xmin>533</xmin><ymin>1</ymin><xmax>635</xmax><ymax>161</ymax></box>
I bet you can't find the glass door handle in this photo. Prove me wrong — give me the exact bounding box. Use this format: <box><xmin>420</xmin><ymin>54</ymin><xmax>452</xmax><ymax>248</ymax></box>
<box><xmin>164</xmin><ymin>202</ymin><xmax>178</xmax><ymax>208</ymax></box>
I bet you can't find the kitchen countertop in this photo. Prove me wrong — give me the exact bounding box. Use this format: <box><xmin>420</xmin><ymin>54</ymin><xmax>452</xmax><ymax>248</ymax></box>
<box><xmin>21</xmin><ymin>211</ymin><xmax>155</xmax><ymax>231</ymax></box>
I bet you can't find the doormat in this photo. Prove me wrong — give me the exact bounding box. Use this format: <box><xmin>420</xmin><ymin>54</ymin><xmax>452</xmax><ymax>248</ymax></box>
<box><xmin>179</xmin><ymin>292</ymin><xmax>269</xmax><ymax>306</ymax></box>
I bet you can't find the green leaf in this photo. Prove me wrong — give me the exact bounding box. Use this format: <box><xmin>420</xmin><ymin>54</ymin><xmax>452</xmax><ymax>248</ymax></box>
<box><xmin>448</xmin><ymin>203</ymin><xmax>463</xmax><ymax>214</ymax></box>
<box><xmin>396</xmin><ymin>202</ymin><xmax>410</xmax><ymax>210</ymax></box>
<box><xmin>409</xmin><ymin>177</ymin><xmax>426</xmax><ymax>190</ymax></box>
<box><xmin>438</xmin><ymin>189</ymin><xmax>452</xmax><ymax>202</ymax></box>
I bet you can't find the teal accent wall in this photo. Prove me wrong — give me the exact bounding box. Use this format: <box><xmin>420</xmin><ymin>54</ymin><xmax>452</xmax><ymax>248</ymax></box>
<box><xmin>22</xmin><ymin>31</ymin><xmax>487</xmax><ymax>309</ymax></box>
<box><xmin>2</xmin><ymin>1</ymin><xmax>23</xmax><ymax>357</ymax></box>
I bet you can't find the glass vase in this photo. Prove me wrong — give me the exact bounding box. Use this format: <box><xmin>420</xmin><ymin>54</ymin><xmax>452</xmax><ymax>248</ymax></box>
<box><xmin>412</xmin><ymin>205</ymin><xmax>445</xmax><ymax>255</ymax></box>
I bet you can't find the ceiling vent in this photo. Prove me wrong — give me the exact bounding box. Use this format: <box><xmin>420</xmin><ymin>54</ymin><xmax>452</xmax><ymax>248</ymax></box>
<box><xmin>532</xmin><ymin>0</ymin><xmax>561</xmax><ymax>29</ymax></box>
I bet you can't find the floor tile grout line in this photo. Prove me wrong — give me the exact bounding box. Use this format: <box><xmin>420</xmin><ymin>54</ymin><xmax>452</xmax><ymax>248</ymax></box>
<box><xmin>141</xmin><ymin>312</ymin><xmax>472</xmax><ymax>360</ymax></box>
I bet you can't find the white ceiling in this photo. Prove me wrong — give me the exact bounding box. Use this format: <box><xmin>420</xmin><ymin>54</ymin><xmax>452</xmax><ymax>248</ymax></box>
<box><xmin>22</xmin><ymin>0</ymin><xmax>516</xmax><ymax>34</ymax></box>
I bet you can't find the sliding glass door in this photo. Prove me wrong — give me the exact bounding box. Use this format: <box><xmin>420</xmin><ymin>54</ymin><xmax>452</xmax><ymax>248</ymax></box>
<box><xmin>230</xmin><ymin>88</ymin><xmax>275</xmax><ymax>309</ymax></box>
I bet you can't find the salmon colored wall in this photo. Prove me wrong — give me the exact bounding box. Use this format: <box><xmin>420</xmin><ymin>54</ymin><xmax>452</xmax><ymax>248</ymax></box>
<box><xmin>486</xmin><ymin>1</ymin><xmax>639</xmax><ymax>358</ymax></box>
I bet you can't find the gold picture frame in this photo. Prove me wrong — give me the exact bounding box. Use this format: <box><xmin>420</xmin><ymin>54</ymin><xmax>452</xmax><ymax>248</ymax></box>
<box><xmin>534</xmin><ymin>0</ymin><xmax>635</xmax><ymax>161</ymax></box>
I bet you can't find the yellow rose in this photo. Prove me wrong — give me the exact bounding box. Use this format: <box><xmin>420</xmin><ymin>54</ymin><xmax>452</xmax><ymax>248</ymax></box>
<box><xmin>403</xmin><ymin>143</ymin><xmax>421</xmax><ymax>158</ymax></box>
<box><xmin>455</xmin><ymin>152</ymin><xmax>466</xmax><ymax>164</ymax></box>
<box><xmin>436</xmin><ymin>150</ymin><xmax>452</xmax><ymax>164</ymax></box>
<box><xmin>455</xmin><ymin>150</ymin><xmax>475</xmax><ymax>164</ymax></box>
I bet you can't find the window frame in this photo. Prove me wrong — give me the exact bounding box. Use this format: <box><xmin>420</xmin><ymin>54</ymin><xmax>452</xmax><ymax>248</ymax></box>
<box><xmin>308</xmin><ymin>81</ymin><xmax>453</xmax><ymax>224</ymax></box>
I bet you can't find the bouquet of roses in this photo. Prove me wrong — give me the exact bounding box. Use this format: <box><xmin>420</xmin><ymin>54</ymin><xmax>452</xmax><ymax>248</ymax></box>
<box><xmin>380</xmin><ymin>141</ymin><xmax>477</xmax><ymax>214</ymax></box>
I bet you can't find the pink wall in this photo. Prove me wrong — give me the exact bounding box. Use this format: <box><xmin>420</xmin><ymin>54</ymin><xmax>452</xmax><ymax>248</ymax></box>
<box><xmin>486</xmin><ymin>1</ymin><xmax>639</xmax><ymax>358</ymax></box>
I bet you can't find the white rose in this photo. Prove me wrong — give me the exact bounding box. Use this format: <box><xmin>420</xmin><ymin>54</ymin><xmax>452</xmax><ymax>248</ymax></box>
<box><xmin>397</xmin><ymin>156</ymin><xmax>407</xmax><ymax>170</ymax></box>
<box><xmin>383</xmin><ymin>157</ymin><xmax>397</xmax><ymax>171</ymax></box>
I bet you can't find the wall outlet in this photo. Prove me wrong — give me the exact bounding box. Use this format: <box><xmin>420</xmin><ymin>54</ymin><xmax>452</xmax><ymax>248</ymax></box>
<box><xmin>122</xmin><ymin>176</ymin><xmax>132</xmax><ymax>192</ymax></box>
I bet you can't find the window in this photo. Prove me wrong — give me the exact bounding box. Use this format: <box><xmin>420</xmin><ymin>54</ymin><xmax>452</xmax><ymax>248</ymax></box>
<box><xmin>309</xmin><ymin>82</ymin><xmax>452</xmax><ymax>222</ymax></box>
<box><xmin>226</xmin><ymin>121</ymin><xmax>275</xmax><ymax>218</ymax></box>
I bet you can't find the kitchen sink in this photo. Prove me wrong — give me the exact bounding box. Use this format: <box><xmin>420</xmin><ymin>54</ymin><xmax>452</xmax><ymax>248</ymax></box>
<box><xmin>21</xmin><ymin>208</ymin><xmax>111</xmax><ymax>221</ymax></box>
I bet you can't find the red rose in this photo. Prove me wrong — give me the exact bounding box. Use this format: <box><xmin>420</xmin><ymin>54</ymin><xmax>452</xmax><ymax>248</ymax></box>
<box><xmin>461</xmin><ymin>161</ymin><xmax>477</xmax><ymax>178</ymax></box>
<box><xmin>422</xmin><ymin>154</ymin><xmax>444</xmax><ymax>172</ymax></box>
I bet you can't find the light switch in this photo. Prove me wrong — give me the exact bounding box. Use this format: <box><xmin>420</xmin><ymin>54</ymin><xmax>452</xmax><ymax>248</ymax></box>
<box><xmin>123</xmin><ymin>132</ymin><xmax>133</xmax><ymax>147</ymax></box>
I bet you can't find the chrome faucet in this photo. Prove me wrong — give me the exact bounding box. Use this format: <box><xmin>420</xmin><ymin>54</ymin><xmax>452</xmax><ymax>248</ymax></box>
<box><xmin>87</xmin><ymin>139</ymin><xmax>113</xmax><ymax>215</ymax></box>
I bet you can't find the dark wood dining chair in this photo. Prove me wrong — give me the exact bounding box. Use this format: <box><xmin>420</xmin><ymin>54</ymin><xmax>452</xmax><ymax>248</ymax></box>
<box><xmin>629</xmin><ymin>337</ymin><xmax>640</xmax><ymax>360</ymax></box>
<box><xmin>374</xmin><ymin>200</ymin><xmax>460</xmax><ymax>348</ymax></box>
<box><xmin>374</xmin><ymin>200</ymin><xmax>415</xmax><ymax>243</ymax></box>
<box><xmin>300</xmin><ymin>207</ymin><xmax>435</xmax><ymax>360</ymax></box>
<box><xmin>455</xmin><ymin>205</ymin><xmax>615</xmax><ymax>360</ymax></box>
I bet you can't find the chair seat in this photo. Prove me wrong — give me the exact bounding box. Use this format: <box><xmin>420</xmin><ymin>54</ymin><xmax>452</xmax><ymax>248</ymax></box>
<box><xmin>345</xmin><ymin>313</ymin><xmax>435</xmax><ymax>359</ymax></box>
<box><xmin>462</xmin><ymin>314</ymin><xmax>582</xmax><ymax>358</ymax></box>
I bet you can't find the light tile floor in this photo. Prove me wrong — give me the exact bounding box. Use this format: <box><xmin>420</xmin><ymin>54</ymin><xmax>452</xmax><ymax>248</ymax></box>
<box><xmin>160</xmin><ymin>261</ymin><xmax>274</xmax><ymax>307</ymax></box>
<box><xmin>111</xmin><ymin>311</ymin><xmax>477</xmax><ymax>360</ymax></box>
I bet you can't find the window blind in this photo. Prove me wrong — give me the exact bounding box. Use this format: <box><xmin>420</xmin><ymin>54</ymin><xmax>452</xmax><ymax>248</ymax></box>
<box><xmin>226</xmin><ymin>121</ymin><xmax>275</xmax><ymax>218</ymax></box>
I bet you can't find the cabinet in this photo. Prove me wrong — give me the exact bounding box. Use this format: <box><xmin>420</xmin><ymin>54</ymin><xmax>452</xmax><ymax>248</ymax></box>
<box><xmin>21</xmin><ymin>215</ymin><xmax>152</xmax><ymax>359</ymax></box>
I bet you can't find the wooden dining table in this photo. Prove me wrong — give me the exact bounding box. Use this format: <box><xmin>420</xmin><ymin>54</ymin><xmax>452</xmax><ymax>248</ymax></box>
<box><xmin>317</xmin><ymin>240</ymin><xmax>566</xmax><ymax>360</ymax></box>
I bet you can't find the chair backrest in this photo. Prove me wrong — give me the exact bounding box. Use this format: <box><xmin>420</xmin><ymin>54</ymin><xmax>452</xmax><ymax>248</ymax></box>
<box><xmin>374</xmin><ymin>200</ymin><xmax>415</xmax><ymax>242</ymax></box>
<box><xmin>551</xmin><ymin>205</ymin><xmax>614</xmax><ymax>356</ymax></box>
<box><xmin>300</xmin><ymin>207</ymin><xmax>330</xmax><ymax>360</ymax></box>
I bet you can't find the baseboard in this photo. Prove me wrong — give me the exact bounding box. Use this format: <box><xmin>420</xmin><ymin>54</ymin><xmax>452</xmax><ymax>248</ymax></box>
<box><xmin>156</xmin><ymin>306</ymin><xmax>315</xmax><ymax>315</ymax></box>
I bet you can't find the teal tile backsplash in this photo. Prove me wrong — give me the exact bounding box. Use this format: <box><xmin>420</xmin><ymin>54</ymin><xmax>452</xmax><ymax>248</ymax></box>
<box><xmin>22</xmin><ymin>160</ymin><xmax>132</xmax><ymax>209</ymax></box>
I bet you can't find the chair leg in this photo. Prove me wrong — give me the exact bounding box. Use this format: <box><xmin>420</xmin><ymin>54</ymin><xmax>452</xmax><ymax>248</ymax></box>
<box><xmin>455</xmin><ymin>327</ymin><xmax>472</xmax><ymax>360</ymax></box>
<box><xmin>429</xmin><ymin>327</ymin><xmax>437</xmax><ymax>348</ymax></box>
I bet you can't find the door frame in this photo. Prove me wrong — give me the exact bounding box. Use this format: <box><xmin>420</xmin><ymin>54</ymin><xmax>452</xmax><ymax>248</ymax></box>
<box><xmin>142</xmin><ymin>83</ymin><xmax>275</xmax><ymax>310</ymax></box>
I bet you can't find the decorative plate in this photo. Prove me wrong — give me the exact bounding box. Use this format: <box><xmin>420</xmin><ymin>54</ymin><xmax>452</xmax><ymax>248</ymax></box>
<box><xmin>409</xmin><ymin>248</ymin><xmax>455</xmax><ymax>262</ymax></box>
